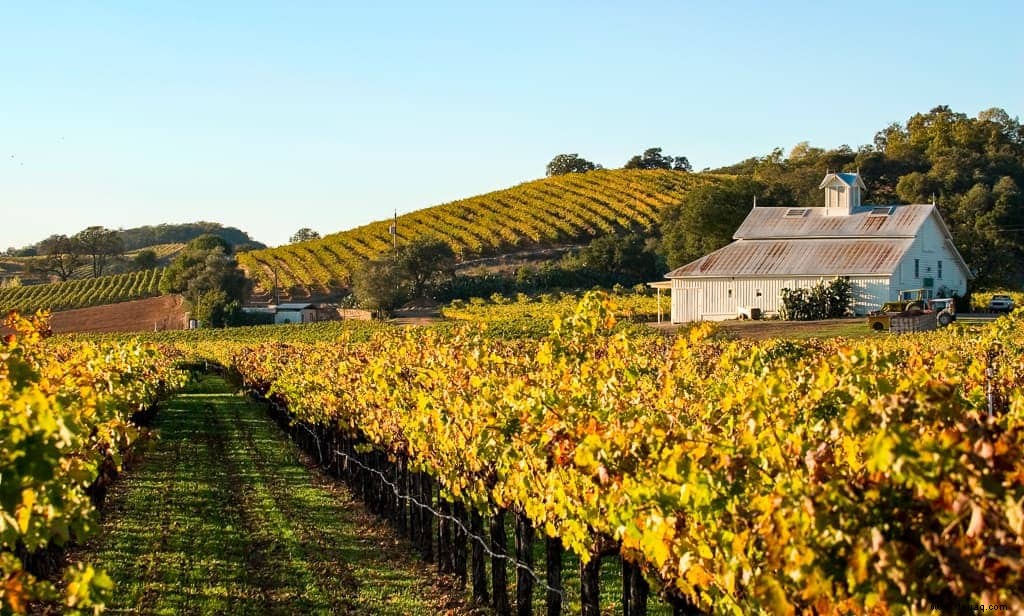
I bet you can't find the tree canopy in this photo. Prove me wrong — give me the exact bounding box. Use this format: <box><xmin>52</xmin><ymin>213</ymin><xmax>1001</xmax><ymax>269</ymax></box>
<box><xmin>349</xmin><ymin>236</ymin><xmax>457</xmax><ymax>314</ymax></box>
<box><xmin>350</xmin><ymin>258</ymin><xmax>406</xmax><ymax>315</ymax></box>
<box><xmin>115</xmin><ymin>222</ymin><xmax>263</xmax><ymax>251</ymax></box>
<box><xmin>159</xmin><ymin>234</ymin><xmax>248</xmax><ymax>327</ymax></box>
<box><xmin>625</xmin><ymin>147</ymin><xmax>691</xmax><ymax>172</ymax></box>
<box><xmin>546</xmin><ymin>153</ymin><xmax>600</xmax><ymax>176</ymax></box>
<box><xmin>290</xmin><ymin>228</ymin><xmax>321</xmax><ymax>243</ymax></box>
<box><xmin>132</xmin><ymin>249</ymin><xmax>159</xmax><ymax>271</ymax></box>
<box><xmin>8</xmin><ymin>222</ymin><xmax>265</xmax><ymax>256</ymax></box>
<box><xmin>72</xmin><ymin>226</ymin><xmax>124</xmax><ymax>277</ymax></box>
<box><xmin>32</xmin><ymin>235</ymin><xmax>82</xmax><ymax>281</ymax></box>
<box><xmin>709</xmin><ymin>106</ymin><xmax>1024</xmax><ymax>286</ymax></box>
<box><xmin>660</xmin><ymin>177</ymin><xmax>761</xmax><ymax>269</ymax></box>
<box><xmin>397</xmin><ymin>237</ymin><xmax>456</xmax><ymax>298</ymax></box>
<box><xmin>578</xmin><ymin>233</ymin><xmax>661</xmax><ymax>281</ymax></box>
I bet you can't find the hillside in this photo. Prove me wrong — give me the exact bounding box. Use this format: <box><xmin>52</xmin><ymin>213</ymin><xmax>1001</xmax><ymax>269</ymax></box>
<box><xmin>239</xmin><ymin>169</ymin><xmax>719</xmax><ymax>295</ymax></box>
<box><xmin>6</xmin><ymin>221</ymin><xmax>264</xmax><ymax>257</ymax></box>
<box><xmin>0</xmin><ymin>294</ymin><xmax>187</xmax><ymax>336</ymax></box>
<box><xmin>116</xmin><ymin>222</ymin><xmax>264</xmax><ymax>251</ymax></box>
<box><xmin>0</xmin><ymin>268</ymin><xmax>165</xmax><ymax>314</ymax></box>
<box><xmin>1</xmin><ymin>243</ymin><xmax>186</xmax><ymax>284</ymax></box>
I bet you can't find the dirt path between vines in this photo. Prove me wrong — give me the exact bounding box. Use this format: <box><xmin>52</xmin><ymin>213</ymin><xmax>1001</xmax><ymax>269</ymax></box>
<box><xmin>71</xmin><ymin>375</ymin><xmax>471</xmax><ymax>615</ymax></box>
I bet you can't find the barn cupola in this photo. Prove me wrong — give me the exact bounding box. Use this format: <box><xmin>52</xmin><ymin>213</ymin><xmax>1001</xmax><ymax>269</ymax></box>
<box><xmin>819</xmin><ymin>172</ymin><xmax>867</xmax><ymax>216</ymax></box>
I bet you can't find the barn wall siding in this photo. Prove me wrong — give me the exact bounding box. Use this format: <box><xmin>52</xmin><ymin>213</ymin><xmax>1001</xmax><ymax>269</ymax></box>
<box><xmin>892</xmin><ymin>215</ymin><xmax>969</xmax><ymax>299</ymax></box>
<box><xmin>670</xmin><ymin>276</ymin><xmax>891</xmax><ymax>323</ymax></box>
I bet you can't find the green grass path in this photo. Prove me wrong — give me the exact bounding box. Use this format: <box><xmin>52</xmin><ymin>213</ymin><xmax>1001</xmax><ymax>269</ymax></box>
<box><xmin>78</xmin><ymin>375</ymin><xmax>466</xmax><ymax>615</ymax></box>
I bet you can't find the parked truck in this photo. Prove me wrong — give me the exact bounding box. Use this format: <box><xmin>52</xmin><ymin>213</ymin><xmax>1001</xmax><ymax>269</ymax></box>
<box><xmin>867</xmin><ymin>289</ymin><xmax>956</xmax><ymax>332</ymax></box>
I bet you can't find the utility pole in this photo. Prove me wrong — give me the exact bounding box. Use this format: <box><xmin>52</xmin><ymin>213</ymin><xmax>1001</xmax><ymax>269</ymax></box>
<box><xmin>273</xmin><ymin>266</ymin><xmax>280</xmax><ymax>306</ymax></box>
<box><xmin>389</xmin><ymin>210</ymin><xmax>398</xmax><ymax>258</ymax></box>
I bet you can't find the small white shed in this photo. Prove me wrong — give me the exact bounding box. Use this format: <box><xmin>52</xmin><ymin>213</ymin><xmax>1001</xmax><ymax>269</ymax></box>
<box><xmin>662</xmin><ymin>173</ymin><xmax>972</xmax><ymax>323</ymax></box>
<box><xmin>274</xmin><ymin>303</ymin><xmax>318</xmax><ymax>324</ymax></box>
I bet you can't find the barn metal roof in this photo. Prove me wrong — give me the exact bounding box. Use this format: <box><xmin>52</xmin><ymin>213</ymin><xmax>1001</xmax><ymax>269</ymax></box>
<box><xmin>275</xmin><ymin>303</ymin><xmax>317</xmax><ymax>310</ymax></box>
<box><xmin>664</xmin><ymin>238</ymin><xmax>914</xmax><ymax>278</ymax></box>
<box><xmin>733</xmin><ymin>203</ymin><xmax>934</xmax><ymax>240</ymax></box>
<box><xmin>819</xmin><ymin>172</ymin><xmax>867</xmax><ymax>189</ymax></box>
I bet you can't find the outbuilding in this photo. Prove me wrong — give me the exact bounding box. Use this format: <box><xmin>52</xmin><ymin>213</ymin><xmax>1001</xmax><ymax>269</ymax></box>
<box><xmin>663</xmin><ymin>173</ymin><xmax>972</xmax><ymax>323</ymax></box>
<box><xmin>273</xmin><ymin>303</ymin><xmax>318</xmax><ymax>324</ymax></box>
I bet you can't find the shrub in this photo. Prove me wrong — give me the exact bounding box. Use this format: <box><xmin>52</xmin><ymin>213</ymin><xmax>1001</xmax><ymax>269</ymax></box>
<box><xmin>780</xmin><ymin>277</ymin><xmax>853</xmax><ymax>321</ymax></box>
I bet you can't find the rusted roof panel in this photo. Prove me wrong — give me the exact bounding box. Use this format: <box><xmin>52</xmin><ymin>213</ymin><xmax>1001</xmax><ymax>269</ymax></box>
<box><xmin>665</xmin><ymin>238</ymin><xmax>913</xmax><ymax>278</ymax></box>
<box><xmin>733</xmin><ymin>204</ymin><xmax>933</xmax><ymax>239</ymax></box>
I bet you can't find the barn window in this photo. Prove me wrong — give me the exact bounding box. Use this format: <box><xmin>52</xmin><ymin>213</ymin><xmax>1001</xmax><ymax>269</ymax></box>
<box><xmin>914</xmin><ymin>259</ymin><xmax>920</xmax><ymax>278</ymax></box>
<box><xmin>784</xmin><ymin>208</ymin><xmax>809</xmax><ymax>218</ymax></box>
<box><xmin>755</xmin><ymin>289</ymin><xmax>762</xmax><ymax>297</ymax></box>
<box><xmin>869</xmin><ymin>206</ymin><xmax>895</xmax><ymax>216</ymax></box>
<box><xmin>727</xmin><ymin>289</ymin><xmax>732</xmax><ymax>298</ymax></box>
<box><xmin>938</xmin><ymin>260</ymin><xmax>943</xmax><ymax>279</ymax></box>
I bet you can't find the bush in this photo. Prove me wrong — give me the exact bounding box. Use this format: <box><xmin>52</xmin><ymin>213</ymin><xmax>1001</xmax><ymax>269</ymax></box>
<box><xmin>779</xmin><ymin>278</ymin><xmax>853</xmax><ymax>321</ymax></box>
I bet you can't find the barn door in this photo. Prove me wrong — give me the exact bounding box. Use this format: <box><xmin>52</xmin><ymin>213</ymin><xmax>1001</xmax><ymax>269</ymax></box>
<box><xmin>672</xmin><ymin>288</ymin><xmax>703</xmax><ymax>323</ymax></box>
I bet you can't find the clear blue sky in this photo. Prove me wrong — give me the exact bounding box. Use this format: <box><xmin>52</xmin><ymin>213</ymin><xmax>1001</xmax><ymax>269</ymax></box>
<box><xmin>2</xmin><ymin>1</ymin><xmax>1022</xmax><ymax>249</ymax></box>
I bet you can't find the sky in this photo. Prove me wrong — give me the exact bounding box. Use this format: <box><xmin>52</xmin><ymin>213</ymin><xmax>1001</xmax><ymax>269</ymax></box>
<box><xmin>2</xmin><ymin>1</ymin><xmax>1022</xmax><ymax>249</ymax></box>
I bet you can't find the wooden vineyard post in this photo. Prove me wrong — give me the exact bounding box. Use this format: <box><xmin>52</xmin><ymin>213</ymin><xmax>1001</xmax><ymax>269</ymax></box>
<box><xmin>372</xmin><ymin>451</ymin><xmax>382</xmax><ymax>514</ymax></box>
<box><xmin>393</xmin><ymin>457</ymin><xmax>405</xmax><ymax>537</ymax></box>
<box><xmin>328</xmin><ymin>432</ymin><xmax>340</xmax><ymax>479</ymax></box>
<box><xmin>316</xmin><ymin>425</ymin><xmax>326</xmax><ymax>465</ymax></box>
<box><xmin>453</xmin><ymin>502</ymin><xmax>468</xmax><ymax>586</ymax></box>
<box><xmin>545</xmin><ymin>537</ymin><xmax>563</xmax><ymax>616</ymax></box>
<box><xmin>622</xmin><ymin>560</ymin><xmax>649</xmax><ymax>616</ymax></box>
<box><xmin>491</xmin><ymin>509</ymin><xmax>511</xmax><ymax>616</ymax></box>
<box><xmin>515</xmin><ymin>511</ymin><xmax>535</xmax><ymax>616</ymax></box>
<box><xmin>408</xmin><ymin>468</ymin><xmax>420</xmax><ymax>548</ymax></box>
<box><xmin>376</xmin><ymin>452</ymin><xmax>387</xmax><ymax>515</ymax></box>
<box><xmin>364</xmin><ymin>449</ymin><xmax>373</xmax><ymax>507</ymax></box>
<box><xmin>388</xmin><ymin>457</ymin><xmax>400</xmax><ymax>530</ymax></box>
<box><xmin>340</xmin><ymin>437</ymin><xmax>352</xmax><ymax>483</ymax></box>
<box><xmin>580</xmin><ymin>550</ymin><xmax>601</xmax><ymax>616</ymax></box>
<box><xmin>355</xmin><ymin>445</ymin><xmax>366</xmax><ymax>501</ymax></box>
<box><xmin>622</xmin><ymin>559</ymin><xmax>631</xmax><ymax>616</ymax></box>
<box><xmin>438</xmin><ymin>499</ymin><xmax>452</xmax><ymax>574</ymax></box>
<box><xmin>471</xmin><ymin>511</ymin><xmax>489</xmax><ymax>605</ymax></box>
<box><xmin>420</xmin><ymin>474</ymin><xmax>434</xmax><ymax>562</ymax></box>
<box><xmin>399</xmin><ymin>458</ymin><xmax>410</xmax><ymax>538</ymax></box>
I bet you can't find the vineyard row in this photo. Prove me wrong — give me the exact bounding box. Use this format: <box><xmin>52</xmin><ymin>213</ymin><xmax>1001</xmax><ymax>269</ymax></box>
<box><xmin>0</xmin><ymin>268</ymin><xmax>165</xmax><ymax>314</ymax></box>
<box><xmin>0</xmin><ymin>312</ymin><xmax>188</xmax><ymax>612</ymax></box>
<box><xmin>227</xmin><ymin>294</ymin><xmax>1024</xmax><ymax>615</ymax></box>
<box><xmin>237</xmin><ymin>169</ymin><xmax>716</xmax><ymax>292</ymax></box>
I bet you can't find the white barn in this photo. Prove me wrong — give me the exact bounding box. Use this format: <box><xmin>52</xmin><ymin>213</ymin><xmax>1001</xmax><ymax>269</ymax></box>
<box><xmin>274</xmin><ymin>303</ymin><xmax>318</xmax><ymax>324</ymax></box>
<box><xmin>663</xmin><ymin>173</ymin><xmax>972</xmax><ymax>323</ymax></box>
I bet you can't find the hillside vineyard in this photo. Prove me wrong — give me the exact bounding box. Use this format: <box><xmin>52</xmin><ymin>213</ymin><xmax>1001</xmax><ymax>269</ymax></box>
<box><xmin>0</xmin><ymin>268</ymin><xmax>164</xmax><ymax>314</ymax></box>
<box><xmin>237</xmin><ymin>169</ymin><xmax>714</xmax><ymax>293</ymax></box>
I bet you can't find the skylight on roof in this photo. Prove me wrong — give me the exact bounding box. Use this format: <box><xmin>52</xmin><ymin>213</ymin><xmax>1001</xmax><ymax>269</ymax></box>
<box><xmin>784</xmin><ymin>208</ymin><xmax>809</xmax><ymax>218</ymax></box>
<box><xmin>868</xmin><ymin>206</ymin><xmax>895</xmax><ymax>216</ymax></box>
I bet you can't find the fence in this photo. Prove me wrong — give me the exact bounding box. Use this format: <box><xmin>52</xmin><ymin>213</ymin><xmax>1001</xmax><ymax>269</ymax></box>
<box><xmin>257</xmin><ymin>395</ymin><xmax>705</xmax><ymax>616</ymax></box>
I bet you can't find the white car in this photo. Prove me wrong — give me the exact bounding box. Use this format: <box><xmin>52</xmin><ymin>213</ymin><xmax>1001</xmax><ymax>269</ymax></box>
<box><xmin>987</xmin><ymin>294</ymin><xmax>1015</xmax><ymax>313</ymax></box>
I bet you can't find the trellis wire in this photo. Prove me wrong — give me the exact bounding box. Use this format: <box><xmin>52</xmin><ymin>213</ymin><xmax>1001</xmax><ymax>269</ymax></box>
<box><xmin>294</xmin><ymin>421</ymin><xmax>567</xmax><ymax>601</ymax></box>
